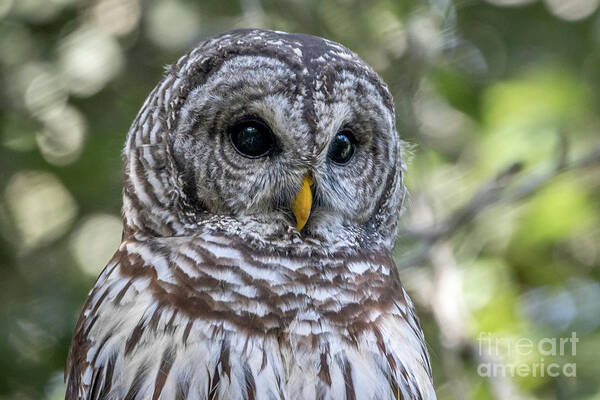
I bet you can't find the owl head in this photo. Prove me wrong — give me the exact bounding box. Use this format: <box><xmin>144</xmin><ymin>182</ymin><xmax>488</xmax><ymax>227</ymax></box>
<box><xmin>122</xmin><ymin>29</ymin><xmax>405</xmax><ymax>253</ymax></box>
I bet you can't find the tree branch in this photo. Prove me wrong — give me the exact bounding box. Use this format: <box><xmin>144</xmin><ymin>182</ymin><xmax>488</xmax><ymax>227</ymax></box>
<box><xmin>396</xmin><ymin>141</ymin><xmax>600</xmax><ymax>269</ymax></box>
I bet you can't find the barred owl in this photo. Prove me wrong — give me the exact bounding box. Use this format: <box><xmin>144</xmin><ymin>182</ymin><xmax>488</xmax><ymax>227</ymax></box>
<box><xmin>65</xmin><ymin>29</ymin><xmax>436</xmax><ymax>400</ymax></box>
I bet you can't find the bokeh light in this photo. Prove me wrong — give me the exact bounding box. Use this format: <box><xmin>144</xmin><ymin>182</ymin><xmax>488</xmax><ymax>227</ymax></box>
<box><xmin>0</xmin><ymin>0</ymin><xmax>13</xmax><ymax>18</ymax></box>
<box><xmin>58</xmin><ymin>25</ymin><xmax>123</xmax><ymax>96</ymax></box>
<box><xmin>23</xmin><ymin>63</ymin><xmax>68</xmax><ymax>117</ymax></box>
<box><xmin>36</xmin><ymin>105</ymin><xmax>87</xmax><ymax>166</ymax></box>
<box><xmin>70</xmin><ymin>214</ymin><xmax>122</xmax><ymax>276</ymax></box>
<box><xmin>146</xmin><ymin>0</ymin><xmax>201</xmax><ymax>49</ymax></box>
<box><xmin>485</xmin><ymin>0</ymin><xmax>536</xmax><ymax>6</ymax></box>
<box><xmin>544</xmin><ymin>0</ymin><xmax>599</xmax><ymax>21</ymax></box>
<box><xmin>91</xmin><ymin>0</ymin><xmax>141</xmax><ymax>37</ymax></box>
<box><xmin>4</xmin><ymin>171</ymin><xmax>77</xmax><ymax>250</ymax></box>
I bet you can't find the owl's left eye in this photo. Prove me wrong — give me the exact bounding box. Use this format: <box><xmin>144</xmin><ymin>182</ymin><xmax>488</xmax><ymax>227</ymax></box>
<box><xmin>328</xmin><ymin>131</ymin><xmax>356</xmax><ymax>165</ymax></box>
<box><xmin>229</xmin><ymin>119</ymin><xmax>275</xmax><ymax>158</ymax></box>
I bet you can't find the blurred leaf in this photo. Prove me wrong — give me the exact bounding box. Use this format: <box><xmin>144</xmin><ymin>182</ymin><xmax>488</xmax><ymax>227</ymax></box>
<box><xmin>430</xmin><ymin>65</ymin><xmax>482</xmax><ymax>119</ymax></box>
<box><xmin>516</xmin><ymin>175</ymin><xmax>597</xmax><ymax>246</ymax></box>
<box><xmin>482</xmin><ymin>69</ymin><xmax>588</xmax><ymax>131</ymax></box>
<box><xmin>465</xmin><ymin>258</ymin><xmax>523</xmax><ymax>335</ymax></box>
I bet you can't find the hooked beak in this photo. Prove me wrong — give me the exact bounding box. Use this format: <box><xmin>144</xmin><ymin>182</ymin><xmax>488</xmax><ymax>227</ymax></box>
<box><xmin>292</xmin><ymin>174</ymin><xmax>313</xmax><ymax>231</ymax></box>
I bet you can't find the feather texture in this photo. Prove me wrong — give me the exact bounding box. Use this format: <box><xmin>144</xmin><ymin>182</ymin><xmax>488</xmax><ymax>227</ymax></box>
<box><xmin>66</xmin><ymin>28</ymin><xmax>436</xmax><ymax>399</ymax></box>
<box><xmin>66</xmin><ymin>234</ymin><xmax>434</xmax><ymax>399</ymax></box>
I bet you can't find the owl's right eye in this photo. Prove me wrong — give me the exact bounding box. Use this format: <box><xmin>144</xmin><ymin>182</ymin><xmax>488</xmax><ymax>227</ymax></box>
<box><xmin>229</xmin><ymin>119</ymin><xmax>275</xmax><ymax>159</ymax></box>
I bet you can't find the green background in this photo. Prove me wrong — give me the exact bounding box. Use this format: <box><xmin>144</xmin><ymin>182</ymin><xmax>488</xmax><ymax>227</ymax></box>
<box><xmin>1</xmin><ymin>0</ymin><xmax>600</xmax><ymax>399</ymax></box>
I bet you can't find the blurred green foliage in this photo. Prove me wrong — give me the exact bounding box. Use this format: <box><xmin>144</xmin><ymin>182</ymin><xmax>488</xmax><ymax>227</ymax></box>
<box><xmin>1</xmin><ymin>0</ymin><xmax>600</xmax><ymax>399</ymax></box>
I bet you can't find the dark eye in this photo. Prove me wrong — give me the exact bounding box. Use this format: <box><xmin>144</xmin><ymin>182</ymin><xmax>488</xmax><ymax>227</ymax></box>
<box><xmin>229</xmin><ymin>119</ymin><xmax>275</xmax><ymax>158</ymax></box>
<box><xmin>328</xmin><ymin>131</ymin><xmax>356</xmax><ymax>165</ymax></box>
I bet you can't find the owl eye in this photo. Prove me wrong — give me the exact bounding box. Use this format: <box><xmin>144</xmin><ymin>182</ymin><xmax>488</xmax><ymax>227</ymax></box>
<box><xmin>328</xmin><ymin>131</ymin><xmax>356</xmax><ymax>165</ymax></box>
<box><xmin>229</xmin><ymin>119</ymin><xmax>275</xmax><ymax>158</ymax></box>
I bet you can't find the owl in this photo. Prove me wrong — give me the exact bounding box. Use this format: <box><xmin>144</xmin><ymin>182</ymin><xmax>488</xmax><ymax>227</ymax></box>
<box><xmin>65</xmin><ymin>29</ymin><xmax>436</xmax><ymax>400</ymax></box>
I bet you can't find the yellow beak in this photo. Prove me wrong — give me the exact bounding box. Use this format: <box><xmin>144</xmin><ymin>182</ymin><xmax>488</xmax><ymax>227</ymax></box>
<box><xmin>292</xmin><ymin>175</ymin><xmax>313</xmax><ymax>231</ymax></box>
